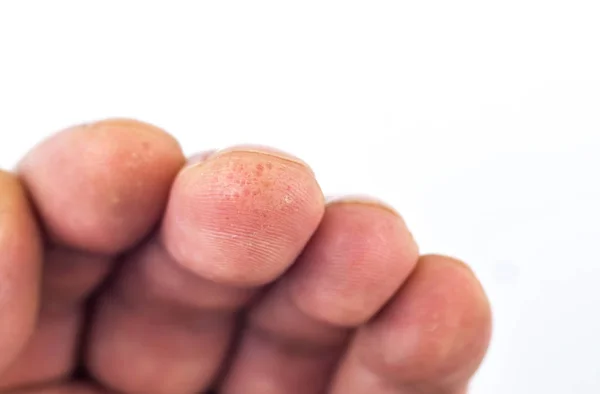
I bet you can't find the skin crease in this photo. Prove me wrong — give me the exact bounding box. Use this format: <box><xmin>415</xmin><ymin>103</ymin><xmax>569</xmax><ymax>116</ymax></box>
<box><xmin>0</xmin><ymin>119</ymin><xmax>491</xmax><ymax>394</ymax></box>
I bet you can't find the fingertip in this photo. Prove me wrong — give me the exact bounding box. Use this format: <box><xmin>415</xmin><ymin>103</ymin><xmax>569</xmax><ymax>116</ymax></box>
<box><xmin>366</xmin><ymin>254</ymin><xmax>492</xmax><ymax>385</ymax></box>
<box><xmin>18</xmin><ymin>119</ymin><xmax>185</xmax><ymax>254</ymax></box>
<box><xmin>417</xmin><ymin>254</ymin><xmax>492</xmax><ymax>328</ymax></box>
<box><xmin>329</xmin><ymin>254</ymin><xmax>491</xmax><ymax>393</ymax></box>
<box><xmin>288</xmin><ymin>200</ymin><xmax>419</xmax><ymax>327</ymax></box>
<box><xmin>162</xmin><ymin>147</ymin><xmax>324</xmax><ymax>285</ymax></box>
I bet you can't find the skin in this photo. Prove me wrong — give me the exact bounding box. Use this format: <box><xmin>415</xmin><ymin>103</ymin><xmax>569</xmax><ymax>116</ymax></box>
<box><xmin>0</xmin><ymin>119</ymin><xmax>492</xmax><ymax>394</ymax></box>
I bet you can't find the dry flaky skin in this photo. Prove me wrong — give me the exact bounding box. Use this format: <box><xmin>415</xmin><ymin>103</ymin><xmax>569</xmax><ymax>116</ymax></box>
<box><xmin>0</xmin><ymin>119</ymin><xmax>491</xmax><ymax>394</ymax></box>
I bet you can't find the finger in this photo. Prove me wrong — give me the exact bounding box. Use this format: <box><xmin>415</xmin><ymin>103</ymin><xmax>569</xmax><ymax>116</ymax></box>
<box><xmin>220</xmin><ymin>199</ymin><xmax>419</xmax><ymax>394</ymax></box>
<box><xmin>328</xmin><ymin>255</ymin><xmax>492</xmax><ymax>394</ymax></box>
<box><xmin>0</xmin><ymin>119</ymin><xmax>184</xmax><ymax>389</ymax></box>
<box><xmin>18</xmin><ymin>119</ymin><xmax>184</xmax><ymax>254</ymax></box>
<box><xmin>0</xmin><ymin>172</ymin><xmax>42</xmax><ymax>374</ymax></box>
<box><xmin>85</xmin><ymin>147</ymin><xmax>325</xmax><ymax>393</ymax></box>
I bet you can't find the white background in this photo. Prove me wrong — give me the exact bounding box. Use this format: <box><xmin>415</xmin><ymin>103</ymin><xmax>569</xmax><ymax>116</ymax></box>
<box><xmin>1</xmin><ymin>2</ymin><xmax>599</xmax><ymax>393</ymax></box>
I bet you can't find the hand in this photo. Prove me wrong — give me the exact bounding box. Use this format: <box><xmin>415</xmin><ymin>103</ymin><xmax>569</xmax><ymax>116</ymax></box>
<box><xmin>0</xmin><ymin>119</ymin><xmax>491</xmax><ymax>394</ymax></box>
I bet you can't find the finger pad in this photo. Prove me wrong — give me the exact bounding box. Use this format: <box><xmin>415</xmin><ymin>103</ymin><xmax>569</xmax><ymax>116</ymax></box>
<box><xmin>289</xmin><ymin>202</ymin><xmax>419</xmax><ymax>326</ymax></box>
<box><xmin>19</xmin><ymin>119</ymin><xmax>185</xmax><ymax>254</ymax></box>
<box><xmin>163</xmin><ymin>151</ymin><xmax>324</xmax><ymax>285</ymax></box>
<box><xmin>362</xmin><ymin>255</ymin><xmax>492</xmax><ymax>383</ymax></box>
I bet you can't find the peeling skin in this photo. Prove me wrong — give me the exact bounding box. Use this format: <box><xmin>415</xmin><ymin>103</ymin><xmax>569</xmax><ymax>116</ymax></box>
<box><xmin>161</xmin><ymin>147</ymin><xmax>323</xmax><ymax>287</ymax></box>
<box><xmin>212</xmin><ymin>156</ymin><xmax>291</xmax><ymax>209</ymax></box>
